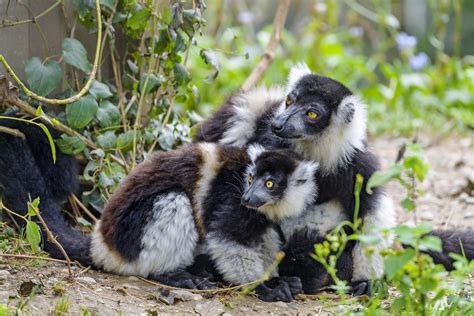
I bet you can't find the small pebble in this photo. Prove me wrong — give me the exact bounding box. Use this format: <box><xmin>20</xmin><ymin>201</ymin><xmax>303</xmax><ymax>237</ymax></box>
<box><xmin>0</xmin><ymin>270</ymin><xmax>11</xmax><ymax>280</ymax></box>
<box><xmin>76</xmin><ymin>276</ymin><xmax>97</xmax><ymax>284</ymax></box>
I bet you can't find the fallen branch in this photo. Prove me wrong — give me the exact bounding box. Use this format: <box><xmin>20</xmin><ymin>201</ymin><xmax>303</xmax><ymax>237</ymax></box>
<box><xmin>33</xmin><ymin>205</ymin><xmax>73</xmax><ymax>277</ymax></box>
<box><xmin>0</xmin><ymin>253</ymin><xmax>75</xmax><ymax>265</ymax></box>
<box><xmin>0</xmin><ymin>126</ymin><xmax>25</xmax><ymax>139</ymax></box>
<box><xmin>241</xmin><ymin>0</ymin><xmax>291</xmax><ymax>91</ymax></box>
<box><xmin>71</xmin><ymin>194</ymin><xmax>98</xmax><ymax>223</ymax></box>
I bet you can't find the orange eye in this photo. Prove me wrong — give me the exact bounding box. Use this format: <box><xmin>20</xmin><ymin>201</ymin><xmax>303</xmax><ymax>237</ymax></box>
<box><xmin>285</xmin><ymin>98</ymin><xmax>293</xmax><ymax>106</ymax></box>
<box><xmin>248</xmin><ymin>175</ymin><xmax>253</xmax><ymax>184</ymax></box>
<box><xmin>265</xmin><ymin>181</ymin><xmax>274</xmax><ymax>188</ymax></box>
<box><xmin>307</xmin><ymin>111</ymin><xmax>318</xmax><ymax>119</ymax></box>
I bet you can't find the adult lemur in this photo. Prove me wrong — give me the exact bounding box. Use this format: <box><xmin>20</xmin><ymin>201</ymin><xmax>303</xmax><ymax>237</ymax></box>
<box><xmin>194</xmin><ymin>63</ymin><xmax>474</xmax><ymax>294</ymax></box>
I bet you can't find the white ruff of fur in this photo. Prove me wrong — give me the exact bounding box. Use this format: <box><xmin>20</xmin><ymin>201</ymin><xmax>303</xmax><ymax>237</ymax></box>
<box><xmin>293</xmin><ymin>95</ymin><xmax>368</xmax><ymax>174</ymax></box>
<box><xmin>220</xmin><ymin>86</ymin><xmax>286</xmax><ymax>147</ymax></box>
<box><xmin>90</xmin><ymin>192</ymin><xmax>198</xmax><ymax>276</ymax></box>
<box><xmin>259</xmin><ymin>161</ymin><xmax>319</xmax><ymax>221</ymax></box>
<box><xmin>280</xmin><ymin>200</ymin><xmax>347</xmax><ymax>240</ymax></box>
<box><xmin>194</xmin><ymin>143</ymin><xmax>222</xmax><ymax>219</ymax></box>
<box><xmin>352</xmin><ymin>193</ymin><xmax>396</xmax><ymax>281</ymax></box>
<box><xmin>287</xmin><ymin>62</ymin><xmax>312</xmax><ymax>92</ymax></box>
<box><xmin>247</xmin><ymin>144</ymin><xmax>266</xmax><ymax>163</ymax></box>
<box><xmin>206</xmin><ymin>229</ymin><xmax>280</xmax><ymax>284</ymax></box>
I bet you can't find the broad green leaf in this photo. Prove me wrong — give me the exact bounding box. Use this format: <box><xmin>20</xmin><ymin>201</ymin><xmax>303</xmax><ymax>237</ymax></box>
<box><xmin>25</xmin><ymin>57</ymin><xmax>62</xmax><ymax>96</ymax></box>
<box><xmin>419</xmin><ymin>235</ymin><xmax>442</xmax><ymax>252</ymax></box>
<box><xmin>117</xmin><ymin>131</ymin><xmax>134</xmax><ymax>152</ymax></box>
<box><xmin>97</xmin><ymin>131</ymin><xmax>117</xmax><ymax>150</ymax></box>
<box><xmin>366</xmin><ymin>164</ymin><xmax>403</xmax><ymax>194</ymax></box>
<box><xmin>174</xmin><ymin>63</ymin><xmax>191</xmax><ymax>85</ymax></box>
<box><xmin>139</xmin><ymin>73</ymin><xmax>165</xmax><ymax>95</ymax></box>
<box><xmin>66</xmin><ymin>95</ymin><xmax>98</xmax><ymax>129</ymax></box>
<box><xmin>384</xmin><ymin>248</ymin><xmax>416</xmax><ymax>280</ymax></box>
<box><xmin>127</xmin><ymin>60</ymin><xmax>139</xmax><ymax>74</ymax></box>
<box><xmin>357</xmin><ymin>234</ymin><xmax>381</xmax><ymax>246</ymax></box>
<box><xmin>55</xmin><ymin>135</ymin><xmax>86</xmax><ymax>155</ymax></box>
<box><xmin>62</xmin><ymin>38</ymin><xmax>91</xmax><ymax>73</ymax></box>
<box><xmin>162</xmin><ymin>7</ymin><xmax>172</xmax><ymax>24</ymax></box>
<box><xmin>127</xmin><ymin>8</ymin><xmax>151</xmax><ymax>30</ymax></box>
<box><xmin>96</xmin><ymin>100</ymin><xmax>121</xmax><ymax>128</ymax></box>
<box><xmin>89</xmin><ymin>80</ymin><xmax>113</xmax><ymax>99</ymax></box>
<box><xmin>401</xmin><ymin>197</ymin><xmax>415</xmax><ymax>211</ymax></box>
<box><xmin>25</xmin><ymin>221</ymin><xmax>41</xmax><ymax>253</ymax></box>
<box><xmin>100</xmin><ymin>0</ymin><xmax>114</xmax><ymax>9</ymax></box>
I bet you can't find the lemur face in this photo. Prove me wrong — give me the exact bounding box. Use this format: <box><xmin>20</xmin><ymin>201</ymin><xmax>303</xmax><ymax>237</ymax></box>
<box><xmin>242</xmin><ymin>145</ymin><xmax>318</xmax><ymax>221</ymax></box>
<box><xmin>271</xmin><ymin>66</ymin><xmax>353</xmax><ymax>140</ymax></box>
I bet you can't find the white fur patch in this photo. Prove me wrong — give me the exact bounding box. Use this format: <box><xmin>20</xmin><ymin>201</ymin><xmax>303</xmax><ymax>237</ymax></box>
<box><xmin>220</xmin><ymin>86</ymin><xmax>286</xmax><ymax>147</ymax></box>
<box><xmin>280</xmin><ymin>200</ymin><xmax>348</xmax><ymax>240</ymax></box>
<box><xmin>259</xmin><ymin>161</ymin><xmax>318</xmax><ymax>221</ymax></box>
<box><xmin>195</xmin><ymin>143</ymin><xmax>222</xmax><ymax>220</ymax></box>
<box><xmin>206</xmin><ymin>230</ymin><xmax>280</xmax><ymax>284</ymax></box>
<box><xmin>247</xmin><ymin>143</ymin><xmax>266</xmax><ymax>163</ymax></box>
<box><xmin>90</xmin><ymin>192</ymin><xmax>198</xmax><ymax>277</ymax></box>
<box><xmin>293</xmin><ymin>95</ymin><xmax>368</xmax><ymax>174</ymax></box>
<box><xmin>287</xmin><ymin>62</ymin><xmax>312</xmax><ymax>91</ymax></box>
<box><xmin>352</xmin><ymin>193</ymin><xmax>396</xmax><ymax>281</ymax></box>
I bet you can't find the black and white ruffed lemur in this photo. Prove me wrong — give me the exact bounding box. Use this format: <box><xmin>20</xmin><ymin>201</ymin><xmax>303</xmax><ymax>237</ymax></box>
<box><xmin>89</xmin><ymin>143</ymin><xmax>318</xmax><ymax>301</ymax></box>
<box><xmin>194</xmin><ymin>63</ymin><xmax>474</xmax><ymax>294</ymax></box>
<box><xmin>0</xmin><ymin>111</ymin><xmax>91</xmax><ymax>265</ymax></box>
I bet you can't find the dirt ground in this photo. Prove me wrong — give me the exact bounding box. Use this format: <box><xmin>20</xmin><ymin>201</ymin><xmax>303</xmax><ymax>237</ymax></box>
<box><xmin>0</xmin><ymin>134</ymin><xmax>473</xmax><ymax>315</ymax></box>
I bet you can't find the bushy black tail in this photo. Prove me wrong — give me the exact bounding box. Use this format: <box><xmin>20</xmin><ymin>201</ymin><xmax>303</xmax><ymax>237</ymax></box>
<box><xmin>0</xmin><ymin>112</ymin><xmax>92</xmax><ymax>266</ymax></box>
<box><xmin>425</xmin><ymin>229</ymin><xmax>474</xmax><ymax>270</ymax></box>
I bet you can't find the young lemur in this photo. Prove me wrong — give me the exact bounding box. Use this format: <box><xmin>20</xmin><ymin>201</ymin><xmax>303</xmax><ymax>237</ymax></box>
<box><xmin>194</xmin><ymin>63</ymin><xmax>474</xmax><ymax>294</ymax></box>
<box><xmin>90</xmin><ymin>143</ymin><xmax>317</xmax><ymax>301</ymax></box>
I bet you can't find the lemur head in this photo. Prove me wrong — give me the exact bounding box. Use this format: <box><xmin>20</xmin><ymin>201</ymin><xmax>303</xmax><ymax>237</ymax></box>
<box><xmin>241</xmin><ymin>144</ymin><xmax>318</xmax><ymax>222</ymax></box>
<box><xmin>270</xmin><ymin>63</ymin><xmax>366</xmax><ymax>141</ymax></box>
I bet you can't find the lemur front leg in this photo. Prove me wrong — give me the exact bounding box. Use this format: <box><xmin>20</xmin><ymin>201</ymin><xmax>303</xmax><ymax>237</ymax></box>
<box><xmin>206</xmin><ymin>232</ymin><xmax>301</xmax><ymax>302</ymax></box>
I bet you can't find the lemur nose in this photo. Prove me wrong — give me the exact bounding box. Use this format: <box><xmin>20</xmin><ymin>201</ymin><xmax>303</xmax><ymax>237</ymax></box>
<box><xmin>271</xmin><ymin>121</ymin><xmax>284</xmax><ymax>132</ymax></box>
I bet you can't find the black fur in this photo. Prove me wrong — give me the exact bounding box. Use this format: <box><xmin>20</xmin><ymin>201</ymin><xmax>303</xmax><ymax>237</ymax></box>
<box><xmin>424</xmin><ymin>230</ymin><xmax>474</xmax><ymax>270</ymax></box>
<box><xmin>0</xmin><ymin>111</ymin><xmax>90</xmax><ymax>265</ymax></box>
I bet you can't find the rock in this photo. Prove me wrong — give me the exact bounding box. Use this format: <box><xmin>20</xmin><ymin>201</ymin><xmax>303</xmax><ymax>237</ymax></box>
<box><xmin>0</xmin><ymin>270</ymin><xmax>11</xmax><ymax>280</ymax></box>
<box><xmin>274</xmin><ymin>301</ymin><xmax>288</xmax><ymax>308</ymax></box>
<box><xmin>76</xmin><ymin>276</ymin><xmax>97</xmax><ymax>285</ymax></box>
<box><xmin>170</xmin><ymin>289</ymin><xmax>203</xmax><ymax>301</ymax></box>
<box><xmin>222</xmin><ymin>313</ymin><xmax>232</xmax><ymax>316</ymax></box>
<box><xmin>127</xmin><ymin>276</ymin><xmax>140</xmax><ymax>281</ymax></box>
<box><xmin>238</xmin><ymin>307</ymin><xmax>251</xmax><ymax>312</ymax></box>
<box><xmin>421</xmin><ymin>211</ymin><xmax>434</xmax><ymax>221</ymax></box>
<box><xmin>195</xmin><ymin>300</ymin><xmax>226</xmax><ymax>316</ymax></box>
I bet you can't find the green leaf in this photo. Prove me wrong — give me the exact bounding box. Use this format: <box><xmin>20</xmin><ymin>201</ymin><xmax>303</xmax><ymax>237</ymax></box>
<box><xmin>200</xmin><ymin>49</ymin><xmax>220</xmax><ymax>82</ymax></box>
<box><xmin>96</xmin><ymin>100</ymin><xmax>121</xmax><ymax>128</ymax></box>
<box><xmin>77</xmin><ymin>217</ymin><xmax>92</xmax><ymax>227</ymax></box>
<box><xmin>384</xmin><ymin>248</ymin><xmax>416</xmax><ymax>280</ymax></box>
<box><xmin>117</xmin><ymin>131</ymin><xmax>134</xmax><ymax>152</ymax></box>
<box><xmin>62</xmin><ymin>38</ymin><xmax>91</xmax><ymax>73</ymax></box>
<box><xmin>100</xmin><ymin>0</ymin><xmax>114</xmax><ymax>10</ymax></box>
<box><xmin>55</xmin><ymin>135</ymin><xmax>86</xmax><ymax>155</ymax></box>
<box><xmin>139</xmin><ymin>73</ymin><xmax>165</xmax><ymax>95</ymax></box>
<box><xmin>37</xmin><ymin>123</ymin><xmax>57</xmax><ymax>163</ymax></box>
<box><xmin>366</xmin><ymin>164</ymin><xmax>403</xmax><ymax>194</ymax></box>
<box><xmin>25</xmin><ymin>221</ymin><xmax>41</xmax><ymax>254</ymax></box>
<box><xmin>401</xmin><ymin>198</ymin><xmax>415</xmax><ymax>211</ymax></box>
<box><xmin>127</xmin><ymin>8</ymin><xmax>151</xmax><ymax>30</ymax></box>
<box><xmin>27</xmin><ymin>198</ymin><xmax>40</xmax><ymax>217</ymax></box>
<box><xmin>173</xmin><ymin>63</ymin><xmax>191</xmax><ymax>85</ymax></box>
<box><xmin>162</xmin><ymin>7</ymin><xmax>172</xmax><ymax>24</ymax></box>
<box><xmin>89</xmin><ymin>80</ymin><xmax>113</xmax><ymax>99</ymax></box>
<box><xmin>97</xmin><ymin>131</ymin><xmax>117</xmax><ymax>150</ymax></box>
<box><xmin>357</xmin><ymin>234</ymin><xmax>381</xmax><ymax>246</ymax></box>
<box><xmin>25</xmin><ymin>57</ymin><xmax>62</xmax><ymax>96</ymax></box>
<box><xmin>419</xmin><ymin>235</ymin><xmax>442</xmax><ymax>252</ymax></box>
<box><xmin>127</xmin><ymin>60</ymin><xmax>139</xmax><ymax>74</ymax></box>
<box><xmin>66</xmin><ymin>95</ymin><xmax>98</xmax><ymax>129</ymax></box>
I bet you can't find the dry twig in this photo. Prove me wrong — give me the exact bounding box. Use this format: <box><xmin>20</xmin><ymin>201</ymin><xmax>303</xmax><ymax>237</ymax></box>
<box><xmin>241</xmin><ymin>0</ymin><xmax>291</xmax><ymax>91</ymax></box>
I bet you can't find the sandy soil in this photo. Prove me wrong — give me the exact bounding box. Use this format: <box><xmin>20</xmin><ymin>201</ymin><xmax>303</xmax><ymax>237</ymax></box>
<box><xmin>0</xmin><ymin>135</ymin><xmax>473</xmax><ymax>315</ymax></box>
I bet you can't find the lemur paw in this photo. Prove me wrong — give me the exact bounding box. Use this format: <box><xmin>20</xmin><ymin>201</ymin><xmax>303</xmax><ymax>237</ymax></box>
<box><xmin>255</xmin><ymin>276</ymin><xmax>303</xmax><ymax>302</ymax></box>
<box><xmin>152</xmin><ymin>271</ymin><xmax>217</xmax><ymax>290</ymax></box>
<box><xmin>350</xmin><ymin>280</ymin><xmax>371</xmax><ymax>296</ymax></box>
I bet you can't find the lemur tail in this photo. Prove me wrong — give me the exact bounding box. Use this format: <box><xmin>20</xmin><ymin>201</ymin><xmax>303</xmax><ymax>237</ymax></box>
<box><xmin>425</xmin><ymin>229</ymin><xmax>474</xmax><ymax>270</ymax></box>
<box><xmin>0</xmin><ymin>113</ymin><xmax>92</xmax><ymax>266</ymax></box>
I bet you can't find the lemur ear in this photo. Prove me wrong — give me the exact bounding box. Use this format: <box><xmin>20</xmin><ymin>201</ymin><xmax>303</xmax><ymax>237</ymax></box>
<box><xmin>247</xmin><ymin>144</ymin><xmax>266</xmax><ymax>162</ymax></box>
<box><xmin>287</xmin><ymin>62</ymin><xmax>312</xmax><ymax>90</ymax></box>
<box><xmin>334</xmin><ymin>95</ymin><xmax>364</xmax><ymax>125</ymax></box>
<box><xmin>291</xmin><ymin>161</ymin><xmax>319</xmax><ymax>185</ymax></box>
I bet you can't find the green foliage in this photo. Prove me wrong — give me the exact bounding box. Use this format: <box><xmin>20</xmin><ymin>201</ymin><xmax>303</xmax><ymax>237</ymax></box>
<box><xmin>25</xmin><ymin>58</ymin><xmax>62</xmax><ymax>97</ymax></box>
